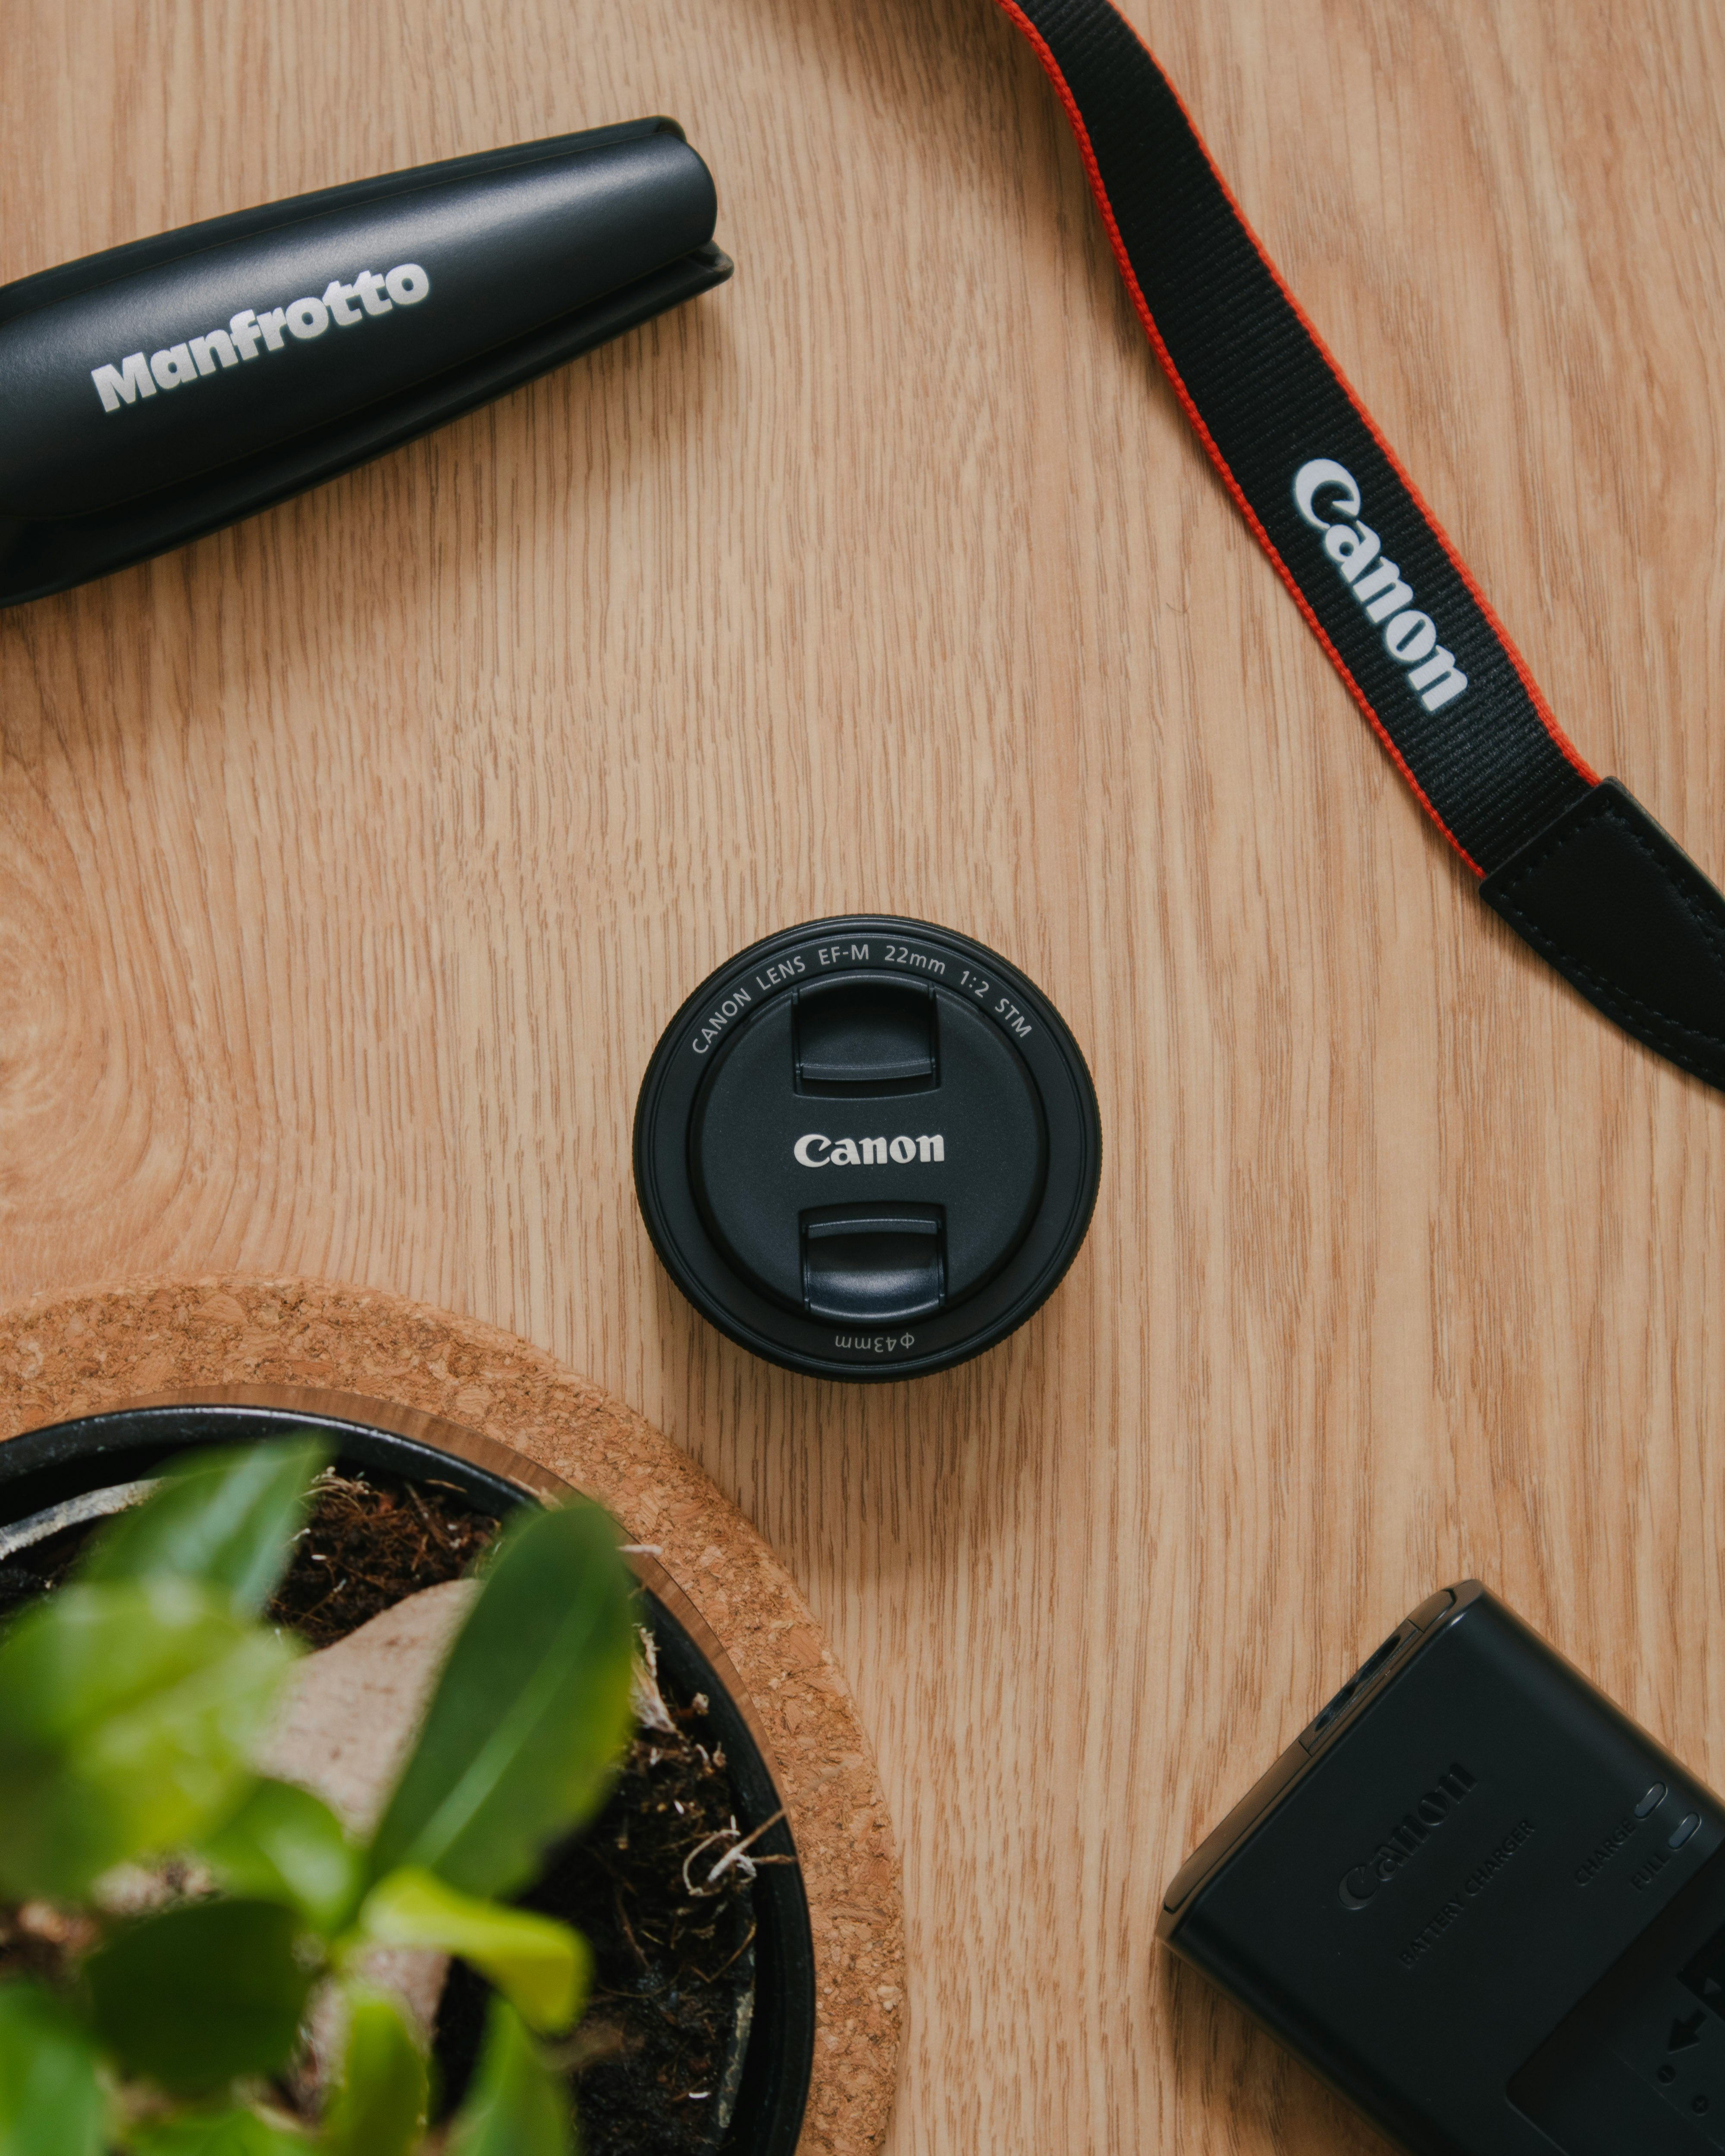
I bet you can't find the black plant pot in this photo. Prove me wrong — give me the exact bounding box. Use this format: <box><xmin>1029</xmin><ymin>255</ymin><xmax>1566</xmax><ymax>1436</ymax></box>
<box><xmin>0</xmin><ymin>1385</ymin><xmax>815</xmax><ymax>2156</ymax></box>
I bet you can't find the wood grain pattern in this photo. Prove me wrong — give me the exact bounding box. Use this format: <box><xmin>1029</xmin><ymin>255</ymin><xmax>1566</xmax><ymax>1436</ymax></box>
<box><xmin>4</xmin><ymin>2</ymin><xmax>1725</xmax><ymax>2149</ymax></box>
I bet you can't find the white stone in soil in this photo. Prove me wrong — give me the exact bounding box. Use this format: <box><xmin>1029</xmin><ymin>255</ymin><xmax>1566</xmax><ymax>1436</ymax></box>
<box><xmin>259</xmin><ymin>1576</ymin><xmax>478</xmax><ymax>1837</ymax></box>
<box><xmin>260</xmin><ymin>1579</ymin><xmax>478</xmax><ymax>2100</ymax></box>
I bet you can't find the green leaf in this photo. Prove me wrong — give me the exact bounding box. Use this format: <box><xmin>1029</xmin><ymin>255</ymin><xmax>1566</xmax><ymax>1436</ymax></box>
<box><xmin>447</xmin><ymin>1999</ymin><xmax>571</xmax><ymax>2156</ymax></box>
<box><xmin>0</xmin><ymin>1981</ymin><xmax>107</xmax><ymax>2156</ymax></box>
<box><xmin>368</xmin><ymin>1502</ymin><xmax>635</xmax><ymax>1899</ymax></box>
<box><xmin>128</xmin><ymin>2109</ymin><xmax>310</xmax><ymax>2156</ymax></box>
<box><xmin>359</xmin><ymin>1868</ymin><xmax>590</xmax><ymax>2034</ymax></box>
<box><xmin>199</xmin><ymin>1780</ymin><xmax>361</xmax><ymax>1936</ymax></box>
<box><xmin>85</xmin><ymin>1900</ymin><xmax>315</xmax><ymax>2096</ymax></box>
<box><xmin>321</xmin><ymin>1987</ymin><xmax>427</xmax><ymax>2156</ymax></box>
<box><xmin>0</xmin><ymin>1580</ymin><xmax>299</xmax><ymax>1898</ymax></box>
<box><xmin>82</xmin><ymin>1438</ymin><xmax>329</xmax><ymax>1616</ymax></box>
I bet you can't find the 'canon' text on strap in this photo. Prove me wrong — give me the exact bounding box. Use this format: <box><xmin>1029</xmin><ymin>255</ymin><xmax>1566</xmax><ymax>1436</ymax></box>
<box><xmin>1293</xmin><ymin>459</ymin><xmax>1469</xmax><ymax>714</ymax></box>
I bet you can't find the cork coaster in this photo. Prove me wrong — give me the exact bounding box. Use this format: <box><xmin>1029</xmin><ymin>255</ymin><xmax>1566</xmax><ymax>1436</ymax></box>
<box><xmin>0</xmin><ymin>1274</ymin><xmax>903</xmax><ymax>2156</ymax></box>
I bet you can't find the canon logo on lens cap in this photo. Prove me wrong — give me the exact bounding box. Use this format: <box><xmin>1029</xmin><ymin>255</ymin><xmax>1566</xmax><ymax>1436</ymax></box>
<box><xmin>792</xmin><ymin>1132</ymin><xmax>946</xmax><ymax>1168</ymax></box>
<box><xmin>633</xmin><ymin>916</ymin><xmax>1102</xmax><ymax>1381</ymax></box>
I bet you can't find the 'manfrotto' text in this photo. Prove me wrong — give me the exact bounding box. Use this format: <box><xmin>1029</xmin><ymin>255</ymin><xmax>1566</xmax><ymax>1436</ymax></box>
<box><xmin>91</xmin><ymin>262</ymin><xmax>431</xmax><ymax>414</ymax></box>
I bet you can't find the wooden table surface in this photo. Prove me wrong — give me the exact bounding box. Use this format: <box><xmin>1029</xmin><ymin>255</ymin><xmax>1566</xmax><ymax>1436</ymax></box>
<box><xmin>5</xmin><ymin>2</ymin><xmax>1725</xmax><ymax>2149</ymax></box>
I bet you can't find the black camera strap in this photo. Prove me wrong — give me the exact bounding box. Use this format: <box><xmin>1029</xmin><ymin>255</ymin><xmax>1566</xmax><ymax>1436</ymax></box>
<box><xmin>991</xmin><ymin>0</ymin><xmax>1725</xmax><ymax>1094</ymax></box>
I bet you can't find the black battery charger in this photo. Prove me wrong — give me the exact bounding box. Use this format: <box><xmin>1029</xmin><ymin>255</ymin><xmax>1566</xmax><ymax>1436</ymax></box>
<box><xmin>1160</xmin><ymin>1582</ymin><xmax>1725</xmax><ymax>2153</ymax></box>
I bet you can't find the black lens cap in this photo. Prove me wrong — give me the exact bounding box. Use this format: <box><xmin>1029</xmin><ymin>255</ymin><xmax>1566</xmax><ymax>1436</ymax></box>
<box><xmin>633</xmin><ymin>916</ymin><xmax>1101</xmax><ymax>1380</ymax></box>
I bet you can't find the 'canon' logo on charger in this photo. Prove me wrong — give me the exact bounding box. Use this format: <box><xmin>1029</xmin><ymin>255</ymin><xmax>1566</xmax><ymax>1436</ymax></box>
<box><xmin>90</xmin><ymin>263</ymin><xmax>432</xmax><ymax>414</ymax></box>
<box><xmin>793</xmin><ymin>1133</ymin><xmax>945</xmax><ymax>1168</ymax></box>
<box><xmin>1338</xmin><ymin>1761</ymin><xmax>1477</xmax><ymax>1909</ymax></box>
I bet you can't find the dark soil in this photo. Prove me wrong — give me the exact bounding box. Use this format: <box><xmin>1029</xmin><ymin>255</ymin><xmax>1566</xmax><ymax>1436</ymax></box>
<box><xmin>265</xmin><ymin>1470</ymin><xmax>498</xmax><ymax>1645</ymax></box>
<box><xmin>0</xmin><ymin>1468</ymin><xmax>497</xmax><ymax>1639</ymax></box>
<box><xmin>436</xmin><ymin>1671</ymin><xmax>758</xmax><ymax>2154</ymax></box>
<box><xmin>0</xmin><ymin>1465</ymin><xmax>759</xmax><ymax>2156</ymax></box>
<box><xmin>295</xmin><ymin>1475</ymin><xmax>761</xmax><ymax>2155</ymax></box>
<box><xmin>0</xmin><ymin>1521</ymin><xmax>107</xmax><ymax>1616</ymax></box>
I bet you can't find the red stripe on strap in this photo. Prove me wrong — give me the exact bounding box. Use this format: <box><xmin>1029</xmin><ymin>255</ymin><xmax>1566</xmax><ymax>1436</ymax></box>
<box><xmin>1107</xmin><ymin>10</ymin><xmax>1597</xmax><ymax>794</ymax></box>
<box><xmin>987</xmin><ymin>0</ymin><xmax>1596</xmax><ymax>869</ymax></box>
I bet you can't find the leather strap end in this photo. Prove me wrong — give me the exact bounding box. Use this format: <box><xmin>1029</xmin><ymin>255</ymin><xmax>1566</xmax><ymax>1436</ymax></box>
<box><xmin>1480</xmin><ymin>778</ymin><xmax>1725</xmax><ymax>1092</ymax></box>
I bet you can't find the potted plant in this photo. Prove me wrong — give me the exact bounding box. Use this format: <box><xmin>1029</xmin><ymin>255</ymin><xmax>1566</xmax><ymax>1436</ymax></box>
<box><xmin>0</xmin><ymin>1408</ymin><xmax>815</xmax><ymax>2154</ymax></box>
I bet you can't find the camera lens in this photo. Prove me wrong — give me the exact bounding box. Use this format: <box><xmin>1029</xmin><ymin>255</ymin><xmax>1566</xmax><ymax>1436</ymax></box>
<box><xmin>633</xmin><ymin>915</ymin><xmax>1101</xmax><ymax>1380</ymax></box>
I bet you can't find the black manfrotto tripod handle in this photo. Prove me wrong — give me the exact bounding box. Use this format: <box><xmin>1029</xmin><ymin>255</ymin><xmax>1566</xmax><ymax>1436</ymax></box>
<box><xmin>0</xmin><ymin>118</ymin><xmax>731</xmax><ymax>605</ymax></box>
